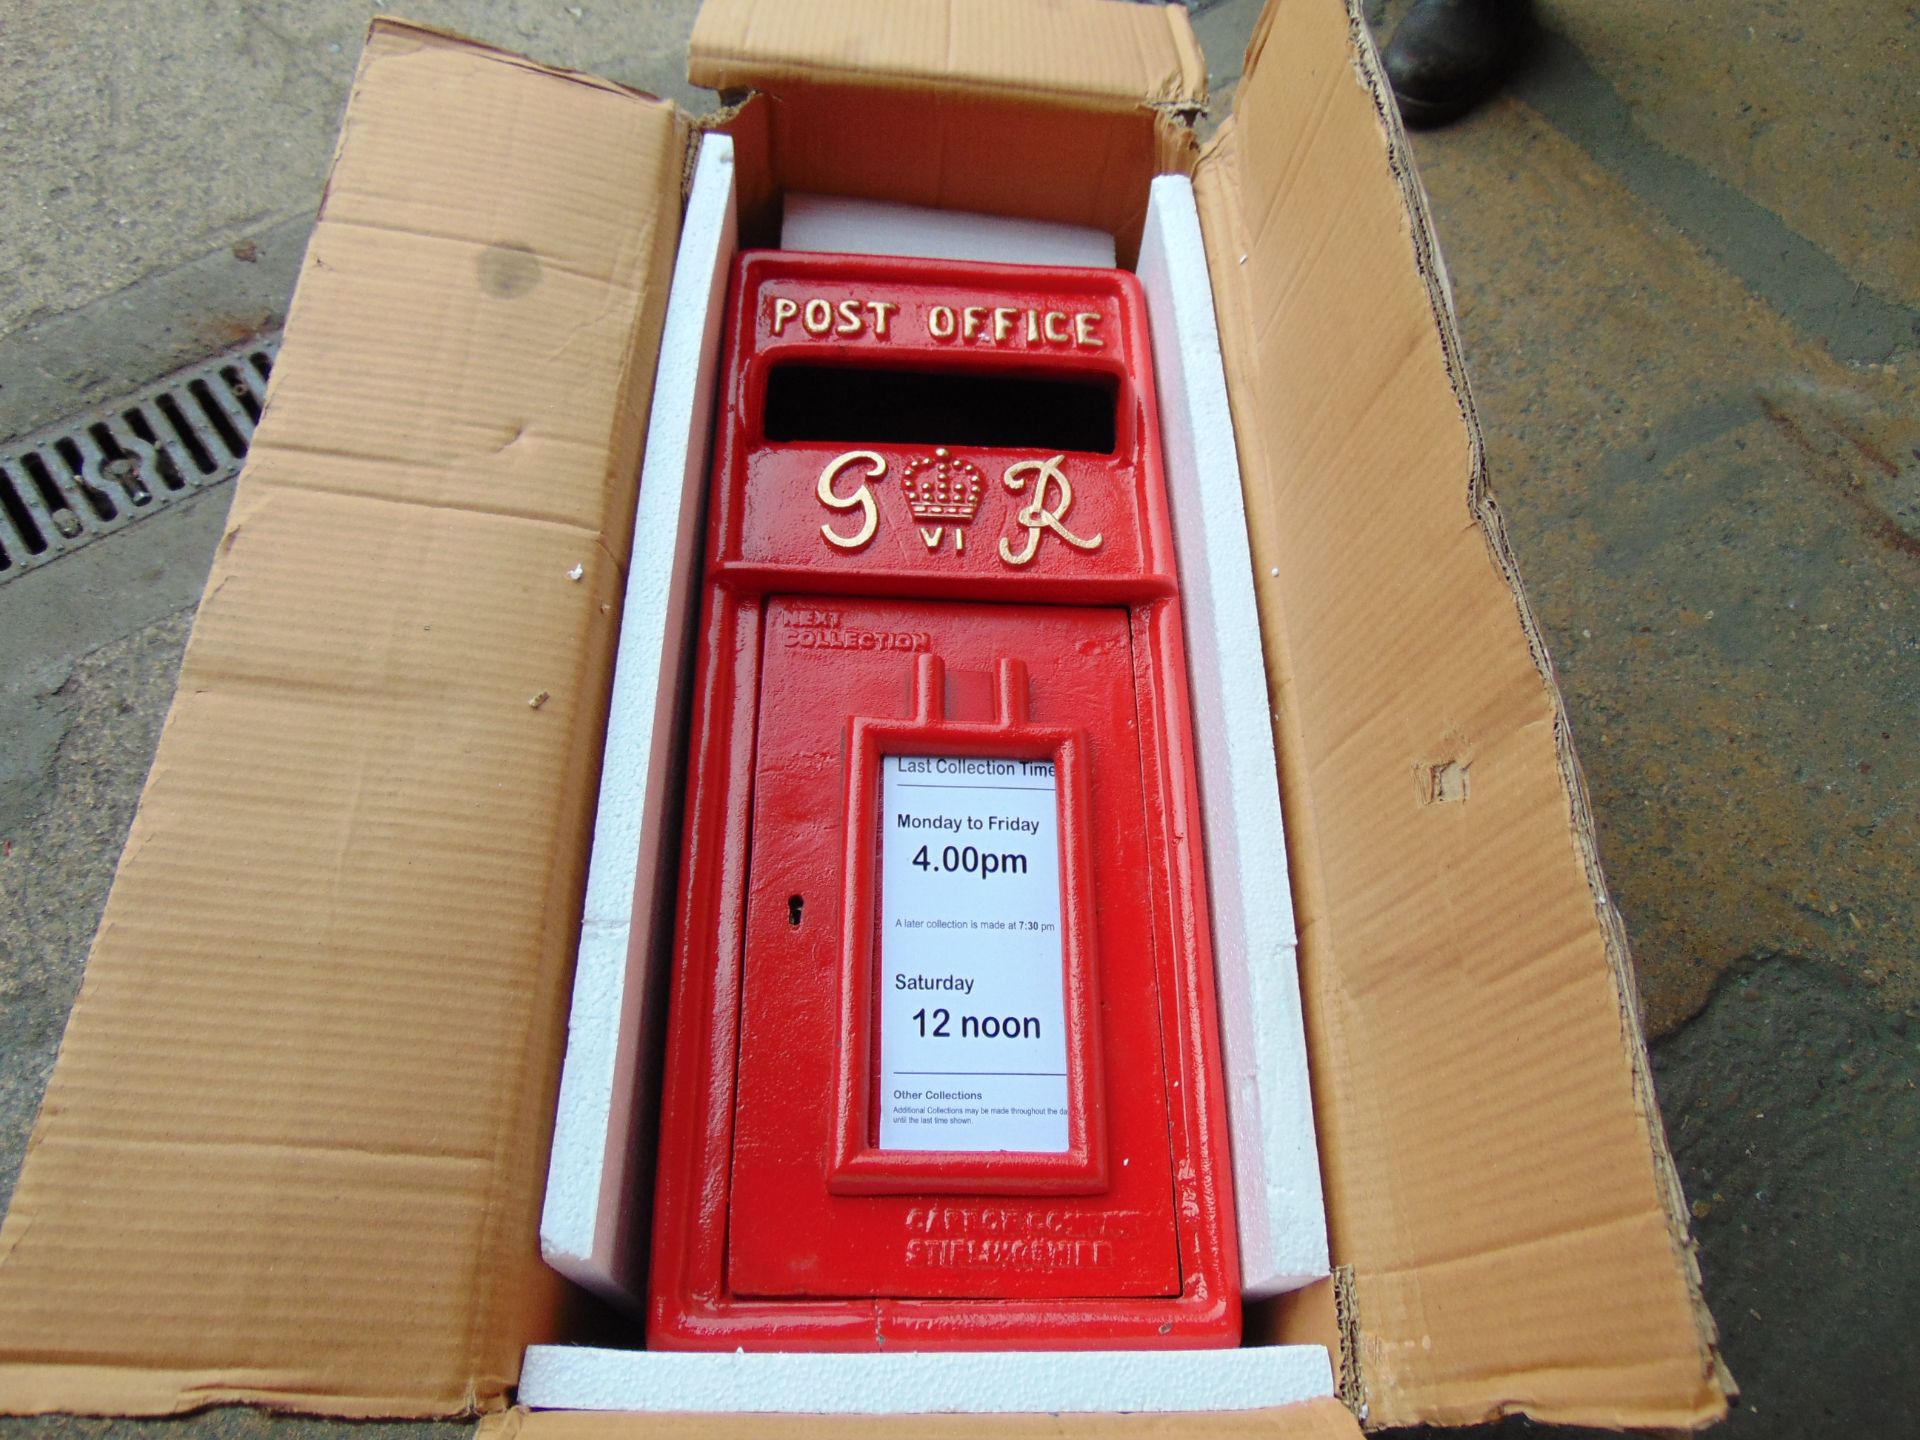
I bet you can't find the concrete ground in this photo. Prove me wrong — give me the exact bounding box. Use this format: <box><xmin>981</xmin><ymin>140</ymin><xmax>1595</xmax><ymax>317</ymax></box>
<box><xmin>1</xmin><ymin>0</ymin><xmax>1914</xmax><ymax>1435</ymax></box>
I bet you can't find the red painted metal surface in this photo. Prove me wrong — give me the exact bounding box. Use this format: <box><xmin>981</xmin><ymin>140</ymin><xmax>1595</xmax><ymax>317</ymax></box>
<box><xmin>646</xmin><ymin>251</ymin><xmax>1239</xmax><ymax>1349</ymax></box>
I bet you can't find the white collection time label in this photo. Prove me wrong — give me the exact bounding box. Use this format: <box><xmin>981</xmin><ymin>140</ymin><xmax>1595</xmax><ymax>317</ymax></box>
<box><xmin>877</xmin><ymin>754</ymin><xmax>1070</xmax><ymax>1153</ymax></box>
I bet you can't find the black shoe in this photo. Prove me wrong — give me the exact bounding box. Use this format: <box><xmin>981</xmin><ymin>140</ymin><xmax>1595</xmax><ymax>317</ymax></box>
<box><xmin>1382</xmin><ymin>0</ymin><xmax>1534</xmax><ymax>129</ymax></box>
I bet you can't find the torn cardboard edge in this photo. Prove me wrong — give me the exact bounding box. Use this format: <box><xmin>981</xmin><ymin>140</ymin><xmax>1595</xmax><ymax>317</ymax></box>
<box><xmin>1188</xmin><ymin>0</ymin><xmax>1726</xmax><ymax>1426</ymax></box>
<box><xmin>1323</xmin><ymin>0</ymin><xmax>1726</xmax><ymax>1399</ymax></box>
<box><xmin>362</xmin><ymin>17</ymin><xmax>677</xmax><ymax>106</ymax></box>
<box><xmin>1333</xmin><ymin>15</ymin><xmax>1730</xmax><ymax>1403</ymax></box>
<box><xmin>686</xmin><ymin>0</ymin><xmax>1209</xmax><ymax>113</ymax></box>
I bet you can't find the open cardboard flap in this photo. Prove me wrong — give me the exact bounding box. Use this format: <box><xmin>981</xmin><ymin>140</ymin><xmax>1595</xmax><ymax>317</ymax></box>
<box><xmin>0</xmin><ymin>21</ymin><xmax>686</xmax><ymax>1418</ymax></box>
<box><xmin>0</xmin><ymin>0</ymin><xmax>1726</xmax><ymax>1429</ymax></box>
<box><xmin>1192</xmin><ymin>0</ymin><xmax>1727</xmax><ymax>1428</ymax></box>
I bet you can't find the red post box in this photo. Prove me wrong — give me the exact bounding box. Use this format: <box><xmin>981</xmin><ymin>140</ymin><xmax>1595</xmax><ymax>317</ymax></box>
<box><xmin>647</xmin><ymin>251</ymin><xmax>1240</xmax><ymax>1350</ymax></box>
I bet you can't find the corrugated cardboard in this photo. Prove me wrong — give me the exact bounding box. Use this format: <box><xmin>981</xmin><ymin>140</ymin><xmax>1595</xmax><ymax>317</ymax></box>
<box><xmin>0</xmin><ymin>21</ymin><xmax>685</xmax><ymax>1418</ymax></box>
<box><xmin>1191</xmin><ymin>0</ymin><xmax>1726</xmax><ymax>1427</ymax></box>
<box><xmin>692</xmin><ymin>0</ymin><xmax>1205</xmax><ymax>262</ymax></box>
<box><xmin>0</xmin><ymin>0</ymin><xmax>1727</xmax><ymax>1430</ymax></box>
<box><xmin>485</xmin><ymin>1397</ymin><xmax>1366</xmax><ymax>1440</ymax></box>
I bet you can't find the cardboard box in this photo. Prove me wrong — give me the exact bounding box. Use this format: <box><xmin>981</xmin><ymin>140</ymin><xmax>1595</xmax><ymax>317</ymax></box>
<box><xmin>0</xmin><ymin>0</ymin><xmax>1729</xmax><ymax>1432</ymax></box>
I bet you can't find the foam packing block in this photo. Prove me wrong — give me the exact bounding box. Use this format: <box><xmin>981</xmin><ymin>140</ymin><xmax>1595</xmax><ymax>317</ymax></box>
<box><xmin>782</xmin><ymin>191</ymin><xmax>1117</xmax><ymax>268</ymax></box>
<box><xmin>520</xmin><ymin>1343</ymin><xmax>1336</xmax><ymax>1415</ymax></box>
<box><xmin>1137</xmin><ymin>175</ymin><xmax>1330</xmax><ymax>1297</ymax></box>
<box><xmin>538</xmin><ymin>133</ymin><xmax>739</xmax><ymax>1304</ymax></box>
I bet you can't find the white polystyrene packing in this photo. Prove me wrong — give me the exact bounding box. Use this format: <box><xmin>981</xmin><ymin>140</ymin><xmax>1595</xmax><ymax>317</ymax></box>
<box><xmin>782</xmin><ymin>192</ymin><xmax>1117</xmax><ymax>267</ymax></box>
<box><xmin>539</xmin><ymin>133</ymin><xmax>738</xmax><ymax>1302</ymax></box>
<box><xmin>520</xmin><ymin>1342</ymin><xmax>1335</xmax><ymax>1415</ymax></box>
<box><xmin>1137</xmin><ymin>174</ymin><xmax>1330</xmax><ymax>1297</ymax></box>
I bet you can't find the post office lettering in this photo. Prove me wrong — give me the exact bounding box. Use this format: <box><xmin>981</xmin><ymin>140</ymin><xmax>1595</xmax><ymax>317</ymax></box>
<box><xmin>769</xmin><ymin>294</ymin><xmax>1102</xmax><ymax>348</ymax></box>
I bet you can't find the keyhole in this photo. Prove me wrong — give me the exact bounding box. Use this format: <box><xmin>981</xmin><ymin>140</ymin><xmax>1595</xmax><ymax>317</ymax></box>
<box><xmin>788</xmin><ymin>894</ymin><xmax>805</xmax><ymax>928</ymax></box>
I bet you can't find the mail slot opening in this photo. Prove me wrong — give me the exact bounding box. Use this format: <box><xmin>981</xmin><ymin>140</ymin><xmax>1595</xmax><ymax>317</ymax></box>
<box><xmin>762</xmin><ymin>362</ymin><xmax>1119</xmax><ymax>454</ymax></box>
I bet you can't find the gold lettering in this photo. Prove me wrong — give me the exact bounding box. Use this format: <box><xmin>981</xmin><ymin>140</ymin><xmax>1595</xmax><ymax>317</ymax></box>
<box><xmin>1026</xmin><ymin>309</ymin><xmax>1040</xmax><ymax>343</ymax></box>
<box><xmin>919</xmin><ymin>526</ymin><xmax>944</xmax><ymax>550</ymax></box>
<box><xmin>998</xmin><ymin>455</ymin><xmax>1103</xmax><ymax>566</ymax></box>
<box><xmin>1074</xmin><ymin>312</ymin><xmax>1103</xmax><ymax>348</ymax></box>
<box><xmin>817</xmin><ymin>450</ymin><xmax>886</xmax><ymax>550</ymax></box>
<box><xmin>867</xmin><ymin>300</ymin><xmax>897</xmax><ymax>337</ymax></box>
<box><xmin>992</xmin><ymin>307</ymin><xmax>1017</xmax><ymax>342</ymax></box>
<box><xmin>928</xmin><ymin>305</ymin><xmax>956</xmax><ymax>339</ymax></box>
<box><xmin>803</xmin><ymin>298</ymin><xmax>833</xmax><ymax>335</ymax></box>
<box><xmin>962</xmin><ymin>306</ymin><xmax>986</xmax><ymax>340</ymax></box>
<box><xmin>771</xmin><ymin>297</ymin><xmax>798</xmax><ymax>335</ymax></box>
<box><xmin>1043</xmin><ymin>310</ymin><xmax>1070</xmax><ymax>343</ymax></box>
<box><xmin>836</xmin><ymin>299</ymin><xmax>864</xmax><ymax>334</ymax></box>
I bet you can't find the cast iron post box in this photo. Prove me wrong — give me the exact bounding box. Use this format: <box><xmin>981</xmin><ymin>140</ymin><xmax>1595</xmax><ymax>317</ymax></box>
<box><xmin>648</xmin><ymin>250</ymin><xmax>1240</xmax><ymax>1350</ymax></box>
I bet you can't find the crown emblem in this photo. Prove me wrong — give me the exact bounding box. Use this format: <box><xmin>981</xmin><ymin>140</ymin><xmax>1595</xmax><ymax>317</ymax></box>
<box><xmin>898</xmin><ymin>448</ymin><xmax>985</xmax><ymax>524</ymax></box>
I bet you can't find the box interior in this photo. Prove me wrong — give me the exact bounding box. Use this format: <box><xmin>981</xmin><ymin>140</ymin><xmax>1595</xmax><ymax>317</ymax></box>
<box><xmin>536</xmin><ymin>161</ymin><xmax>1332</xmax><ymax>1344</ymax></box>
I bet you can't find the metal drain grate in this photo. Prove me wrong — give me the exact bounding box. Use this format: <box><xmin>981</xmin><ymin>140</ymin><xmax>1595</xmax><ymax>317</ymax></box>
<box><xmin>0</xmin><ymin>335</ymin><xmax>280</xmax><ymax>584</ymax></box>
